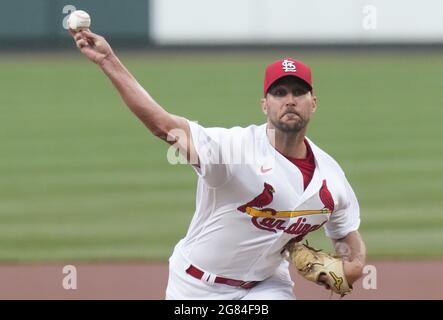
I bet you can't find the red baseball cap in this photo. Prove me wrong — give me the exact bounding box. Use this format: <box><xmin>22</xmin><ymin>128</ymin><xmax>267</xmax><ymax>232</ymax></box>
<box><xmin>263</xmin><ymin>58</ymin><xmax>313</xmax><ymax>96</ymax></box>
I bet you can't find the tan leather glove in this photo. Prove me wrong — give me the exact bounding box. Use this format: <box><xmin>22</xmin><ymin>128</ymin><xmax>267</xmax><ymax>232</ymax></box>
<box><xmin>286</xmin><ymin>241</ymin><xmax>352</xmax><ymax>297</ymax></box>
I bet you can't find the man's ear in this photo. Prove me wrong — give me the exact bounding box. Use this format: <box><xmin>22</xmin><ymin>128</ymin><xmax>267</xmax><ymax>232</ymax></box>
<box><xmin>311</xmin><ymin>94</ymin><xmax>318</xmax><ymax>113</ymax></box>
<box><xmin>261</xmin><ymin>98</ymin><xmax>268</xmax><ymax>115</ymax></box>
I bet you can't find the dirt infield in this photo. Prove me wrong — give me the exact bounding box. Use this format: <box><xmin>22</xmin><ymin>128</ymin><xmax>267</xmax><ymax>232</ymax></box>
<box><xmin>0</xmin><ymin>260</ymin><xmax>441</xmax><ymax>300</ymax></box>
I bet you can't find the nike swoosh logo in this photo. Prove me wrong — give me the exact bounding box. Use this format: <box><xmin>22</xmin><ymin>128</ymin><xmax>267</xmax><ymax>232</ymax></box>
<box><xmin>260</xmin><ymin>166</ymin><xmax>272</xmax><ymax>173</ymax></box>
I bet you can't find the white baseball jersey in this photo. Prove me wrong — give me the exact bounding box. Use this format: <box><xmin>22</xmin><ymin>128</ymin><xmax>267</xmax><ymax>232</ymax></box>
<box><xmin>174</xmin><ymin>120</ymin><xmax>360</xmax><ymax>282</ymax></box>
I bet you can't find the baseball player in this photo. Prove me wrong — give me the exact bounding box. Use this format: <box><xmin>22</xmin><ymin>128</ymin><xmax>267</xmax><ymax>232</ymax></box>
<box><xmin>70</xmin><ymin>29</ymin><xmax>366</xmax><ymax>300</ymax></box>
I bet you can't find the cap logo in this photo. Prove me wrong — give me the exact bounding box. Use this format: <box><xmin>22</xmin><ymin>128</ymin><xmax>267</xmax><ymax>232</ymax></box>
<box><xmin>282</xmin><ymin>59</ymin><xmax>296</xmax><ymax>73</ymax></box>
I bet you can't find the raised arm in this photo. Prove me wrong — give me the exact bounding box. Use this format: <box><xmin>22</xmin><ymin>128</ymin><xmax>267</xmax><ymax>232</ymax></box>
<box><xmin>70</xmin><ymin>29</ymin><xmax>197</xmax><ymax>163</ymax></box>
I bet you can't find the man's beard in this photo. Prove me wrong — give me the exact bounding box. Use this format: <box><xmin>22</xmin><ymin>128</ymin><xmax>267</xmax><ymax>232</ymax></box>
<box><xmin>270</xmin><ymin>114</ymin><xmax>308</xmax><ymax>133</ymax></box>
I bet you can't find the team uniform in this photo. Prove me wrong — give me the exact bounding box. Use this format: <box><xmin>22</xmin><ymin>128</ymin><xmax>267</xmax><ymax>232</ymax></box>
<box><xmin>165</xmin><ymin>121</ymin><xmax>360</xmax><ymax>300</ymax></box>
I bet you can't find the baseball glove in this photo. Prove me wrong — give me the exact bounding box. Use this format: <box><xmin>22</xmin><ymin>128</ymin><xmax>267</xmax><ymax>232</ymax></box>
<box><xmin>286</xmin><ymin>240</ymin><xmax>352</xmax><ymax>297</ymax></box>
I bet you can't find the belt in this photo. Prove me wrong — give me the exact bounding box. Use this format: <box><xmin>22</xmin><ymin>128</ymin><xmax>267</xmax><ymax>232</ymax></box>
<box><xmin>186</xmin><ymin>265</ymin><xmax>259</xmax><ymax>289</ymax></box>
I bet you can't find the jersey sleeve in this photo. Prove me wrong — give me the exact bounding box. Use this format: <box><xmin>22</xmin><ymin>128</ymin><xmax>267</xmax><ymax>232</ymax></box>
<box><xmin>324</xmin><ymin>176</ymin><xmax>361</xmax><ymax>240</ymax></box>
<box><xmin>187</xmin><ymin>120</ymin><xmax>235</xmax><ymax>188</ymax></box>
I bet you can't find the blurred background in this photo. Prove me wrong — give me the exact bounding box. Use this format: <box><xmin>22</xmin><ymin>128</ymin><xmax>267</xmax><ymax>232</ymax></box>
<box><xmin>0</xmin><ymin>0</ymin><xmax>442</xmax><ymax>298</ymax></box>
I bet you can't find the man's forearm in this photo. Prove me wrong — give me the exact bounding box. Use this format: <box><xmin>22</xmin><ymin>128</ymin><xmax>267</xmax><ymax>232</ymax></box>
<box><xmin>333</xmin><ymin>231</ymin><xmax>366</xmax><ymax>285</ymax></box>
<box><xmin>98</xmin><ymin>53</ymin><xmax>174</xmax><ymax>138</ymax></box>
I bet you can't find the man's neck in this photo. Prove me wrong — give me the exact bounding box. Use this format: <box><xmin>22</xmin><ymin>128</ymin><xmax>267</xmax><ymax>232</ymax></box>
<box><xmin>266</xmin><ymin>125</ymin><xmax>307</xmax><ymax>159</ymax></box>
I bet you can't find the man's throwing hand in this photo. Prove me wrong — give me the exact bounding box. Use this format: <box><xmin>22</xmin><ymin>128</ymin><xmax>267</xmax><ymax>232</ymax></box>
<box><xmin>69</xmin><ymin>29</ymin><xmax>113</xmax><ymax>65</ymax></box>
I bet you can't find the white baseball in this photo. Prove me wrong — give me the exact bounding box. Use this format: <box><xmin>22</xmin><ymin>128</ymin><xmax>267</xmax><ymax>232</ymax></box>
<box><xmin>67</xmin><ymin>10</ymin><xmax>91</xmax><ymax>31</ymax></box>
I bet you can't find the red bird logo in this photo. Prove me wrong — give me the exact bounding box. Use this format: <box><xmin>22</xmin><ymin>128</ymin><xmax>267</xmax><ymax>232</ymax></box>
<box><xmin>319</xmin><ymin>179</ymin><xmax>334</xmax><ymax>212</ymax></box>
<box><xmin>237</xmin><ymin>183</ymin><xmax>275</xmax><ymax>213</ymax></box>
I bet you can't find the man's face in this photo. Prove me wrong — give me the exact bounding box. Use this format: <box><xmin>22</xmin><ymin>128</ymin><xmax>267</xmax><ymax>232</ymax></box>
<box><xmin>261</xmin><ymin>76</ymin><xmax>317</xmax><ymax>133</ymax></box>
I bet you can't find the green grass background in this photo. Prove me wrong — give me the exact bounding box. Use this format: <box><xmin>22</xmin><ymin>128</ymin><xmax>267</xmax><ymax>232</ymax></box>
<box><xmin>1</xmin><ymin>51</ymin><xmax>442</xmax><ymax>262</ymax></box>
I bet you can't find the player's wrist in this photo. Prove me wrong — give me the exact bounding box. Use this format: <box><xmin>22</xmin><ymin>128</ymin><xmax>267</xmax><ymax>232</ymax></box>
<box><xmin>97</xmin><ymin>51</ymin><xmax>118</xmax><ymax>68</ymax></box>
<box><xmin>343</xmin><ymin>259</ymin><xmax>364</xmax><ymax>285</ymax></box>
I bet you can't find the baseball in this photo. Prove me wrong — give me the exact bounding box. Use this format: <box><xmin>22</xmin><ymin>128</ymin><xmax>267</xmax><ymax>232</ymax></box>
<box><xmin>67</xmin><ymin>10</ymin><xmax>91</xmax><ymax>31</ymax></box>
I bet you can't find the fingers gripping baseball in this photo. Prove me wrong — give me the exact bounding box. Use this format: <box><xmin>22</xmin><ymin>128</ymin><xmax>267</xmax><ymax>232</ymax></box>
<box><xmin>70</xmin><ymin>29</ymin><xmax>113</xmax><ymax>65</ymax></box>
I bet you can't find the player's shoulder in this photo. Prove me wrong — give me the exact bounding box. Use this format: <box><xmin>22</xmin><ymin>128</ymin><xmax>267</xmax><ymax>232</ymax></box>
<box><xmin>227</xmin><ymin>123</ymin><xmax>266</xmax><ymax>143</ymax></box>
<box><xmin>193</xmin><ymin>121</ymin><xmax>265</xmax><ymax>139</ymax></box>
<box><xmin>306</xmin><ymin>137</ymin><xmax>346</xmax><ymax>176</ymax></box>
<box><xmin>233</xmin><ymin>123</ymin><xmax>266</xmax><ymax>136</ymax></box>
<box><xmin>211</xmin><ymin>123</ymin><xmax>264</xmax><ymax>133</ymax></box>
